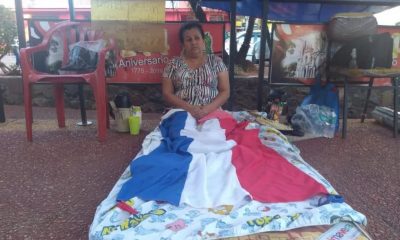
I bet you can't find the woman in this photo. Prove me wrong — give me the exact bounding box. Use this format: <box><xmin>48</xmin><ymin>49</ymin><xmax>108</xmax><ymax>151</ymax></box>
<box><xmin>162</xmin><ymin>22</ymin><xmax>230</xmax><ymax>120</ymax></box>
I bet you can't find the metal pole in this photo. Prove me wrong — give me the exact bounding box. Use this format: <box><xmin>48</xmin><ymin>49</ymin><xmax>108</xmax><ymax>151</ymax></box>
<box><xmin>361</xmin><ymin>77</ymin><xmax>374</xmax><ymax>123</ymax></box>
<box><xmin>257</xmin><ymin>0</ymin><xmax>269</xmax><ymax>111</ymax></box>
<box><xmin>394</xmin><ymin>77</ymin><xmax>398</xmax><ymax>138</ymax></box>
<box><xmin>77</xmin><ymin>85</ymin><xmax>90</xmax><ymax>126</ymax></box>
<box><xmin>12</xmin><ymin>0</ymin><xmax>24</xmax><ymax>124</ymax></box>
<box><xmin>68</xmin><ymin>0</ymin><xmax>92</xmax><ymax>126</ymax></box>
<box><xmin>14</xmin><ymin>0</ymin><xmax>26</xmax><ymax>48</ymax></box>
<box><xmin>267</xmin><ymin>23</ymin><xmax>276</xmax><ymax>86</ymax></box>
<box><xmin>0</xmin><ymin>85</ymin><xmax>5</xmax><ymax>123</ymax></box>
<box><xmin>68</xmin><ymin>0</ymin><xmax>75</xmax><ymax>20</ymax></box>
<box><xmin>228</xmin><ymin>0</ymin><xmax>237</xmax><ymax>111</ymax></box>
<box><xmin>342</xmin><ymin>78</ymin><xmax>348</xmax><ymax>139</ymax></box>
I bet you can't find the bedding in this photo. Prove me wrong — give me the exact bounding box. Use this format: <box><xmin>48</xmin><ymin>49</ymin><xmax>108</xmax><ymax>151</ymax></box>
<box><xmin>89</xmin><ymin>110</ymin><xmax>368</xmax><ymax>240</ymax></box>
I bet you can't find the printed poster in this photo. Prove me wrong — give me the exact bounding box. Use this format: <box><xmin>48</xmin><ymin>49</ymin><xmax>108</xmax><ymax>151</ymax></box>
<box><xmin>271</xmin><ymin>24</ymin><xmax>328</xmax><ymax>85</ymax></box>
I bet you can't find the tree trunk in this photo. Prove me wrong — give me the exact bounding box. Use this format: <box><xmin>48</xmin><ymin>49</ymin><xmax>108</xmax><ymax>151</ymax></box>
<box><xmin>188</xmin><ymin>0</ymin><xmax>207</xmax><ymax>22</ymax></box>
<box><xmin>0</xmin><ymin>62</ymin><xmax>12</xmax><ymax>75</ymax></box>
<box><xmin>236</xmin><ymin>17</ymin><xmax>255</xmax><ymax>65</ymax></box>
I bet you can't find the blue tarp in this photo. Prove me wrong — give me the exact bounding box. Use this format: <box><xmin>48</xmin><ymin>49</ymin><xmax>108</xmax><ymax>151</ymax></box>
<box><xmin>201</xmin><ymin>0</ymin><xmax>396</xmax><ymax>23</ymax></box>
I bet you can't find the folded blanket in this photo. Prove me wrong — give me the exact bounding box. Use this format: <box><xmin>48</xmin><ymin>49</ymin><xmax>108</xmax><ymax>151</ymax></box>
<box><xmin>117</xmin><ymin>109</ymin><xmax>328</xmax><ymax>208</ymax></box>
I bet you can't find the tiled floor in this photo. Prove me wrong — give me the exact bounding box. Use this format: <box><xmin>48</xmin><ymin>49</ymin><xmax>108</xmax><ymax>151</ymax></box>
<box><xmin>0</xmin><ymin>105</ymin><xmax>399</xmax><ymax>240</ymax></box>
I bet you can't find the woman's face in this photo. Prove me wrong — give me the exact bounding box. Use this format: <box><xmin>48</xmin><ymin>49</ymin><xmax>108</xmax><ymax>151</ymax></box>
<box><xmin>182</xmin><ymin>28</ymin><xmax>205</xmax><ymax>58</ymax></box>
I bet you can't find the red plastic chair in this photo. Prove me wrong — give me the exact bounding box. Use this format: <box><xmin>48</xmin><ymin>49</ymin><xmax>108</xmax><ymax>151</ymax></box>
<box><xmin>20</xmin><ymin>21</ymin><xmax>117</xmax><ymax>141</ymax></box>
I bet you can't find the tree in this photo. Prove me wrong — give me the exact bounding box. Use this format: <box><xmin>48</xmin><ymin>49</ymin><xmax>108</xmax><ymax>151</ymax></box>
<box><xmin>188</xmin><ymin>0</ymin><xmax>207</xmax><ymax>22</ymax></box>
<box><xmin>235</xmin><ymin>16</ymin><xmax>255</xmax><ymax>66</ymax></box>
<box><xmin>188</xmin><ymin>0</ymin><xmax>255</xmax><ymax>69</ymax></box>
<box><xmin>0</xmin><ymin>5</ymin><xmax>18</xmax><ymax>75</ymax></box>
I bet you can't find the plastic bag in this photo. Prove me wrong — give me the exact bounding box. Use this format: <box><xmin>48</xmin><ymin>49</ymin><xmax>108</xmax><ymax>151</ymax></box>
<box><xmin>60</xmin><ymin>40</ymin><xmax>106</xmax><ymax>73</ymax></box>
<box><xmin>301</xmin><ymin>73</ymin><xmax>339</xmax><ymax>131</ymax></box>
<box><xmin>291</xmin><ymin>104</ymin><xmax>337</xmax><ymax>138</ymax></box>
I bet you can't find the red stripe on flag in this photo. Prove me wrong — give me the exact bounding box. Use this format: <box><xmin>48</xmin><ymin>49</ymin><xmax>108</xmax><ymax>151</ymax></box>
<box><xmin>219</xmin><ymin>117</ymin><xmax>328</xmax><ymax>203</ymax></box>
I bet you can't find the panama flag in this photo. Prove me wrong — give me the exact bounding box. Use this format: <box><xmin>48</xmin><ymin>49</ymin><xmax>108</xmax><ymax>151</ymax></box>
<box><xmin>117</xmin><ymin>109</ymin><xmax>328</xmax><ymax>208</ymax></box>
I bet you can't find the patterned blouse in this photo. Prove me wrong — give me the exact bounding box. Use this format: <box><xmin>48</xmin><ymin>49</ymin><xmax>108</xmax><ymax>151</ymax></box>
<box><xmin>162</xmin><ymin>54</ymin><xmax>227</xmax><ymax>106</ymax></box>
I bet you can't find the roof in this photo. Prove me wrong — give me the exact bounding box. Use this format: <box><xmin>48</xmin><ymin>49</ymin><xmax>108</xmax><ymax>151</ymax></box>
<box><xmin>201</xmin><ymin>0</ymin><xmax>400</xmax><ymax>23</ymax></box>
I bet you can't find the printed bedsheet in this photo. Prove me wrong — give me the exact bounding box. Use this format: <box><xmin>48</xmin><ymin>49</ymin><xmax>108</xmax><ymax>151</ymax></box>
<box><xmin>89</xmin><ymin>110</ymin><xmax>367</xmax><ymax>240</ymax></box>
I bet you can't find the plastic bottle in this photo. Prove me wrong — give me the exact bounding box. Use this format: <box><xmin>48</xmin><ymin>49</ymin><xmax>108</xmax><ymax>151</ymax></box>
<box><xmin>128</xmin><ymin>106</ymin><xmax>142</xmax><ymax>135</ymax></box>
<box><xmin>128</xmin><ymin>115</ymin><xmax>140</xmax><ymax>135</ymax></box>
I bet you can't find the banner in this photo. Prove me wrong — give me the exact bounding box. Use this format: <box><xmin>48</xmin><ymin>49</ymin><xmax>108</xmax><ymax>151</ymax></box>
<box><xmin>27</xmin><ymin>20</ymin><xmax>224</xmax><ymax>84</ymax></box>
<box><xmin>89</xmin><ymin>1</ymin><xmax>223</xmax><ymax>83</ymax></box>
<box><xmin>107</xmin><ymin>23</ymin><xmax>224</xmax><ymax>83</ymax></box>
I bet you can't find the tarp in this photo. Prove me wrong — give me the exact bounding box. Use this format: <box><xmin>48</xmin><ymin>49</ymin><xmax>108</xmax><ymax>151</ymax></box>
<box><xmin>201</xmin><ymin>0</ymin><xmax>398</xmax><ymax>23</ymax></box>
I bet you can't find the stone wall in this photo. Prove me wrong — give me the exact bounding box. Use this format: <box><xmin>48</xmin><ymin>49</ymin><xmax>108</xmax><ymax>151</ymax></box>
<box><xmin>0</xmin><ymin>76</ymin><xmax>396</xmax><ymax>118</ymax></box>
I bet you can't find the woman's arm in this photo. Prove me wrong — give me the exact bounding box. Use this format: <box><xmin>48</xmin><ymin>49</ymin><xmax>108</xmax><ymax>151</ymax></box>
<box><xmin>200</xmin><ymin>70</ymin><xmax>230</xmax><ymax>116</ymax></box>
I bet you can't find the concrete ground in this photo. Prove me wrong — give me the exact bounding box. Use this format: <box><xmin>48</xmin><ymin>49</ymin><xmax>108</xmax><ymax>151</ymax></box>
<box><xmin>0</xmin><ymin>105</ymin><xmax>399</xmax><ymax>240</ymax></box>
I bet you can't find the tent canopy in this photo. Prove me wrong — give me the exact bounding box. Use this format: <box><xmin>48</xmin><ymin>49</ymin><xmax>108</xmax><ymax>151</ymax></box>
<box><xmin>201</xmin><ymin>0</ymin><xmax>400</xmax><ymax>23</ymax></box>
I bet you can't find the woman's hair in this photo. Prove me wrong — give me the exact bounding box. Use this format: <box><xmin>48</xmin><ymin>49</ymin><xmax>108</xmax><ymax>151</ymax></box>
<box><xmin>179</xmin><ymin>22</ymin><xmax>205</xmax><ymax>44</ymax></box>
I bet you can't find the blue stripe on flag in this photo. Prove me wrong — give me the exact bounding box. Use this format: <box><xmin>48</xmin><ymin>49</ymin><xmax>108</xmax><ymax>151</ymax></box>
<box><xmin>117</xmin><ymin>111</ymin><xmax>193</xmax><ymax>205</ymax></box>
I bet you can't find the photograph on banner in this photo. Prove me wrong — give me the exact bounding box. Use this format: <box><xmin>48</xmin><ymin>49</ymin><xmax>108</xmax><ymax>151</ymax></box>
<box><xmin>270</xmin><ymin>24</ymin><xmax>328</xmax><ymax>85</ymax></box>
<box><xmin>27</xmin><ymin>19</ymin><xmax>69</xmax><ymax>73</ymax></box>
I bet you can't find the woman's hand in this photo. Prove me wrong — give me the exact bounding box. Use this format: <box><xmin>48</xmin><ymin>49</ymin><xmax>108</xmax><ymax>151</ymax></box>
<box><xmin>188</xmin><ymin>105</ymin><xmax>209</xmax><ymax>120</ymax></box>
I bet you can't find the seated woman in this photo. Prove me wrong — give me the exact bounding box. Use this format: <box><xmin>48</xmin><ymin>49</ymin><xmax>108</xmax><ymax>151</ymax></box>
<box><xmin>162</xmin><ymin>22</ymin><xmax>230</xmax><ymax>119</ymax></box>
